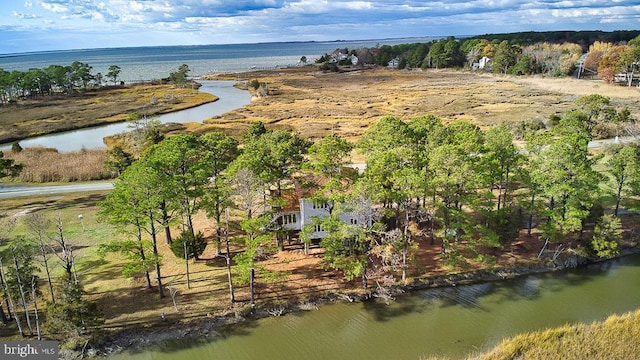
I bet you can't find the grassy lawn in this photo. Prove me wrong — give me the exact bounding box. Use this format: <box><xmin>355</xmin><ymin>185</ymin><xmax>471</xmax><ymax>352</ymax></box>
<box><xmin>0</xmin><ymin>191</ymin><xmax>345</xmax><ymax>338</ymax></box>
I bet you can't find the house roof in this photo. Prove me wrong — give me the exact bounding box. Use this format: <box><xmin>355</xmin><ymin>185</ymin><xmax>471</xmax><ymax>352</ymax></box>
<box><xmin>279</xmin><ymin>167</ymin><xmax>358</xmax><ymax>212</ymax></box>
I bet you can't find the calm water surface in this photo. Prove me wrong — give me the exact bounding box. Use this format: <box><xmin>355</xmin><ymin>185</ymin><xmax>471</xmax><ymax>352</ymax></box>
<box><xmin>0</xmin><ymin>80</ymin><xmax>250</xmax><ymax>152</ymax></box>
<box><xmin>0</xmin><ymin>39</ymin><xmax>439</xmax><ymax>81</ymax></box>
<box><xmin>111</xmin><ymin>254</ymin><xmax>640</xmax><ymax>360</ymax></box>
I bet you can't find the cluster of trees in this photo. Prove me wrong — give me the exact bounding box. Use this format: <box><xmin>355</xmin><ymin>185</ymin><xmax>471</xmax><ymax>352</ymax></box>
<box><xmin>465</xmin><ymin>30</ymin><xmax>640</xmax><ymax>50</ymax></box>
<box><xmin>317</xmin><ymin>31</ymin><xmax>640</xmax><ymax>79</ymax></box>
<box><xmin>0</xmin><ymin>62</ymin><xmax>192</xmax><ymax>105</ymax></box>
<box><xmin>97</xmin><ymin>93</ymin><xmax>638</xmax><ymax>301</ymax></box>
<box><xmin>98</xmin><ymin>123</ymin><xmax>312</xmax><ymax>300</ymax></box>
<box><xmin>0</xmin><ymin>62</ymin><xmax>119</xmax><ymax>104</ymax></box>
<box><xmin>0</xmin><ymin>61</ymin><xmax>95</xmax><ymax>103</ymax></box>
<box><xmin>0</xmin><ymin>151</ymin><xmax>22</xmax><ymax>179</ymax></box>
<box><xmin>582</xmin><ymin>38</ymin><xmax>640</xmax><ymax>85</ymax></box>
<box><xmin>0</xmin><ymin>214</ymin><xmax>103</xmax><ymax>345</ymax></box>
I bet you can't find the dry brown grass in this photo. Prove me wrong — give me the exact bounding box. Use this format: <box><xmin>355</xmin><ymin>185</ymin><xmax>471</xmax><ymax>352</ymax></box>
<box><xmin>0</xmin><ymin>84</ymin><xmax>217</xmax><ymax>144</ymax></box>
<box><xmin>5</xmin><ymin>147</ymin><xmax>113</xmax><ymax>182</ymax></box>
<box><xmin>202</xmin><ymin>67</ymin><xmax>640</xmax><ymax>142</ymax></box>
<box><xmin>478</xmin><ymin>310</ymin><xmax>640</xmax><ymax>360</ymax></box>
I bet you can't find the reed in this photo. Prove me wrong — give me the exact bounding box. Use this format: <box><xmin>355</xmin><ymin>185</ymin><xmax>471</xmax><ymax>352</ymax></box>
<box><xmin>478</xmin><ymin>310</ymin><xmax>640</xmax><ymax>360</ymax></box>
<box><xmin>6</xmin><ymin>147</ymin><xmax>115</xmax><ymax>182</ymax></box>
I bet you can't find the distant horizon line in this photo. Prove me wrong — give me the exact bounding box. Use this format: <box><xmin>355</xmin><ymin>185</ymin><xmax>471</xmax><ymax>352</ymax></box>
<box><xmin>0</xmin><ymin>35</ymin><xmax>452</xmax><ymax>58</ymax></box>
<box><xmin>2</xmin><ymin>29</ymin><xmax>637</xmax><ymax>58</ymax></box>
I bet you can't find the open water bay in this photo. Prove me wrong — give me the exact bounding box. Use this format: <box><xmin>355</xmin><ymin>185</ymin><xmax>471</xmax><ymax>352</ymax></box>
<box><xmin>110</xmin><ymin>254</ymin><xmax>640</xmax><ymax>360</ymax></box>
<box><xmin>0</xmin><ymin>38</ymin><xmax>436</xmax><ymax>81</ymax></box>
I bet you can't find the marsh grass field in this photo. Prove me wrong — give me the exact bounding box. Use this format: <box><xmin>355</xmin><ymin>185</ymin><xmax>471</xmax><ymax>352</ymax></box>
<box><xmin>0</xmin><ymin>83</ymin><xmax>217</xmax><ymax>144</ymax></box>
<box><xmin>203</xmin><ymin>67</ymin><xmax>640</xmax><ymax>141</ymax></box>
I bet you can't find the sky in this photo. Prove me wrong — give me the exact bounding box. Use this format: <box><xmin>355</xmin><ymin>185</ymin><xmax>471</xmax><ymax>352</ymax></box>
<box><xmin>1</xmin><ymin>0</ymin><xmax>639</xmax><ymax>55</ymax></box>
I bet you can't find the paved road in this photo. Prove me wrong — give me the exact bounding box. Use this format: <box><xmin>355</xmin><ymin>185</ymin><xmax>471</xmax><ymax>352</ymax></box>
<box><xmin>0</xmin><ymin>182</ymin><xmax>114</xmax><ymax>199</ymax></box>
<box><xmin>587</xmin><ymin>135</ymin><xmax>636</xmax><ymax>148</ymax></box>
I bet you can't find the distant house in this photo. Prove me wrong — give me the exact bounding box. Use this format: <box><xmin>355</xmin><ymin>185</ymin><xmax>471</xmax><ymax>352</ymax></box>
<box><xmin>387</xmin><ymin>57</ymin><xmax>400</xmax><ymax>68</ymax></box>
<box><xmin>336</xmin><ymin>52</ymin><xmax>349</xmax><ymax>62</ymax></box>
<box><xmin>472</xmin><ymin>56</ymin><xmax>492</xmax><ymax>71</ymax></box>
<box><xmin>331</xmin><ymin>51</ymin><xmax>359</xmax><ymax>66</ymax></box>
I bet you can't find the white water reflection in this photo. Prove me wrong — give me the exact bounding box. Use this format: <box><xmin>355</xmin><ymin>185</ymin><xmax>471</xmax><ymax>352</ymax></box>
<box><xmin>0</xmin><ymin>81</ymin><xmax>250</xmax><ymax>152</ymax></box>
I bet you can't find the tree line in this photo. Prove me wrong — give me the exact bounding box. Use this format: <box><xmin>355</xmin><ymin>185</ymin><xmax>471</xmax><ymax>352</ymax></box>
<box><xmin>0</xmin><ymin>62</ymin><xmax>193</xmax><ymax>106</ymax></box>
<box><xmin>317</xmin><ymin>32</ymin><xmax>640</xmax><ymax>81</ymax></box>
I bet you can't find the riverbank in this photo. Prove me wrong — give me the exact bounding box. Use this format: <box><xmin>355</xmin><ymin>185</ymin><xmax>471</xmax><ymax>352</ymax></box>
<box><xmin>2</xmin><ymin>175</ymin><xmax>639</xmax><ymax>358</ymax></box>
<box><xmin>0</xmin><ymin>83</ymin><xmax>218</xmax><ymax>144</ymax></box>
<box><xmin>74</xmin><ymin>244</ymin><xmax>640</xmax><ymax>360</ymax></box>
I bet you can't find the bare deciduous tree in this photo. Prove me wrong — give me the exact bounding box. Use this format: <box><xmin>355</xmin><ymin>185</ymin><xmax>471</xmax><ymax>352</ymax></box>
<box><xmin>230</xmin><ymin>168</ymin><xmax>264</xmax><ymax>220</ymax></box>
<box><xmin>25</xmin><ymin>213</ymin><xmax>55</xmax><ymax>303</ymax></box>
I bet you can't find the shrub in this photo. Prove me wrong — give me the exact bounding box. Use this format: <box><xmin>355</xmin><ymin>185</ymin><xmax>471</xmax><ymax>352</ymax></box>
<box><xmin>11</xmin><ymin>142</ymin><xmax>22</xmax><ymax>153</ymax></box>
<box><xmin>589</xmin><ymin>214</ymin><xmax>622</xmax><ymax>258</ymax></box>
<box><xmin>170</xmin><ymin>230</ymin><xmax>208</xmax><ymax>260</ymax></box>
<box><xmin>249</xmin><ymin>79</ymin><xmax>261</xmax><ymax>90</ymax></box>
<box><xmin>488</xmin><ymin>207</ymin><xmax>524</xmax><ymax>247</ymax></box>
<box><xmin>43</xmin><ymin>275</ymin><xmax>104</xmax><ymax>347</ymax></box>
<box><xmin>509</xmin><ymin>118</ymin><xmax>547</xmax><ymax>140</ymax></box>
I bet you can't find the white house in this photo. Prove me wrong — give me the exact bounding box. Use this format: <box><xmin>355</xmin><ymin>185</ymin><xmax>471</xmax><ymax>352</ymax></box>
<box><xmin>472</xmin><ymin>56</ymin><xmax>492</xmax><ymax>70</ymax></box>
<box><xmin>276</xmin><ymin>198</ymin><xmax>365</xmax><ymax>239</ymax></box>
<box><xmin>387</xmin><ymin>57</ymin><xmax>400</xmax><ymax>68</ymax></box>
<box><xmin>274</xmin><ymin>172</ymin><xmax>370</xmax><ymax>240</ymax></box>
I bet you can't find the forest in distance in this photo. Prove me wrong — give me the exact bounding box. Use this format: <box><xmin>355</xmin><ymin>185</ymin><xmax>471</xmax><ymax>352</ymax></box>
<box><xmin>1</xmin><ymin>30</ymin><xmax>640</xmax><ymax>357</ymax></box>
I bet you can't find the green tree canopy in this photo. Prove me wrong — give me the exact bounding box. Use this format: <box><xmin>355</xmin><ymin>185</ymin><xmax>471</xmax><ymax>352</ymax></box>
<box><xmin>0</xmin><ymin>151</ymin><xmax>22</xmax><ymax>179</ymax></box>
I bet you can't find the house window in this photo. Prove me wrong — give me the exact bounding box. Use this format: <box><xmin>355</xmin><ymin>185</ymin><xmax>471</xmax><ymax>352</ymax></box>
<box><xmin>282</xmin><ymin>213</ymin><xmax>297</xmax><ymax>225</ymax></box>
<box><xmin>350</xmin><ymin>218</ymin><xmax>358</xmax><ymax>225</ymax></box>
<box><xmin>312</xmin><ymin>201</ymin><xmax>330</xmax><ymax>209</ymax></box>
<box><xmin>314</xmin><ymin>224</ymin><xmax>324</xmax><ymax>232</ymax></box>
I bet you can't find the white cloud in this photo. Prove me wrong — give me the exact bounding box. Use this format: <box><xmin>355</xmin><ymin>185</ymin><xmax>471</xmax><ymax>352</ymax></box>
<box><xmin>12</xmin><ymin>11</ymin><xmax>40</xmax><ymax>19</ymax></box>
<box><xmin>1</xmin><ymin>0</ymin><xmax>638</xmax><ymax>54</ymax></box>
<box><xmin>41</xmin><ymin>2</ymin><xmax>69</xmax><ymax>13</ymax></box>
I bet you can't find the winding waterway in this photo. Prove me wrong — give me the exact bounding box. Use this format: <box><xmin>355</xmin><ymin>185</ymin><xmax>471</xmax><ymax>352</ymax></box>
<box><xmin>0</xmin><ymin>80</ymin><xmax>250</xmax><ymax>152</ymax></box>
<box><xmin>110</xmin><ymin>254</ymin><xmax>640</xmax><ymax>360</ymax></box>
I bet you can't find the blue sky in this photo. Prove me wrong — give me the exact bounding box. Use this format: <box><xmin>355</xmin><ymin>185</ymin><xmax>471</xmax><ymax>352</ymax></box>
<box><xmin>1</xmin><ymin>0</ymin><xmax>639</xmax><ymax>54</ymax></box>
